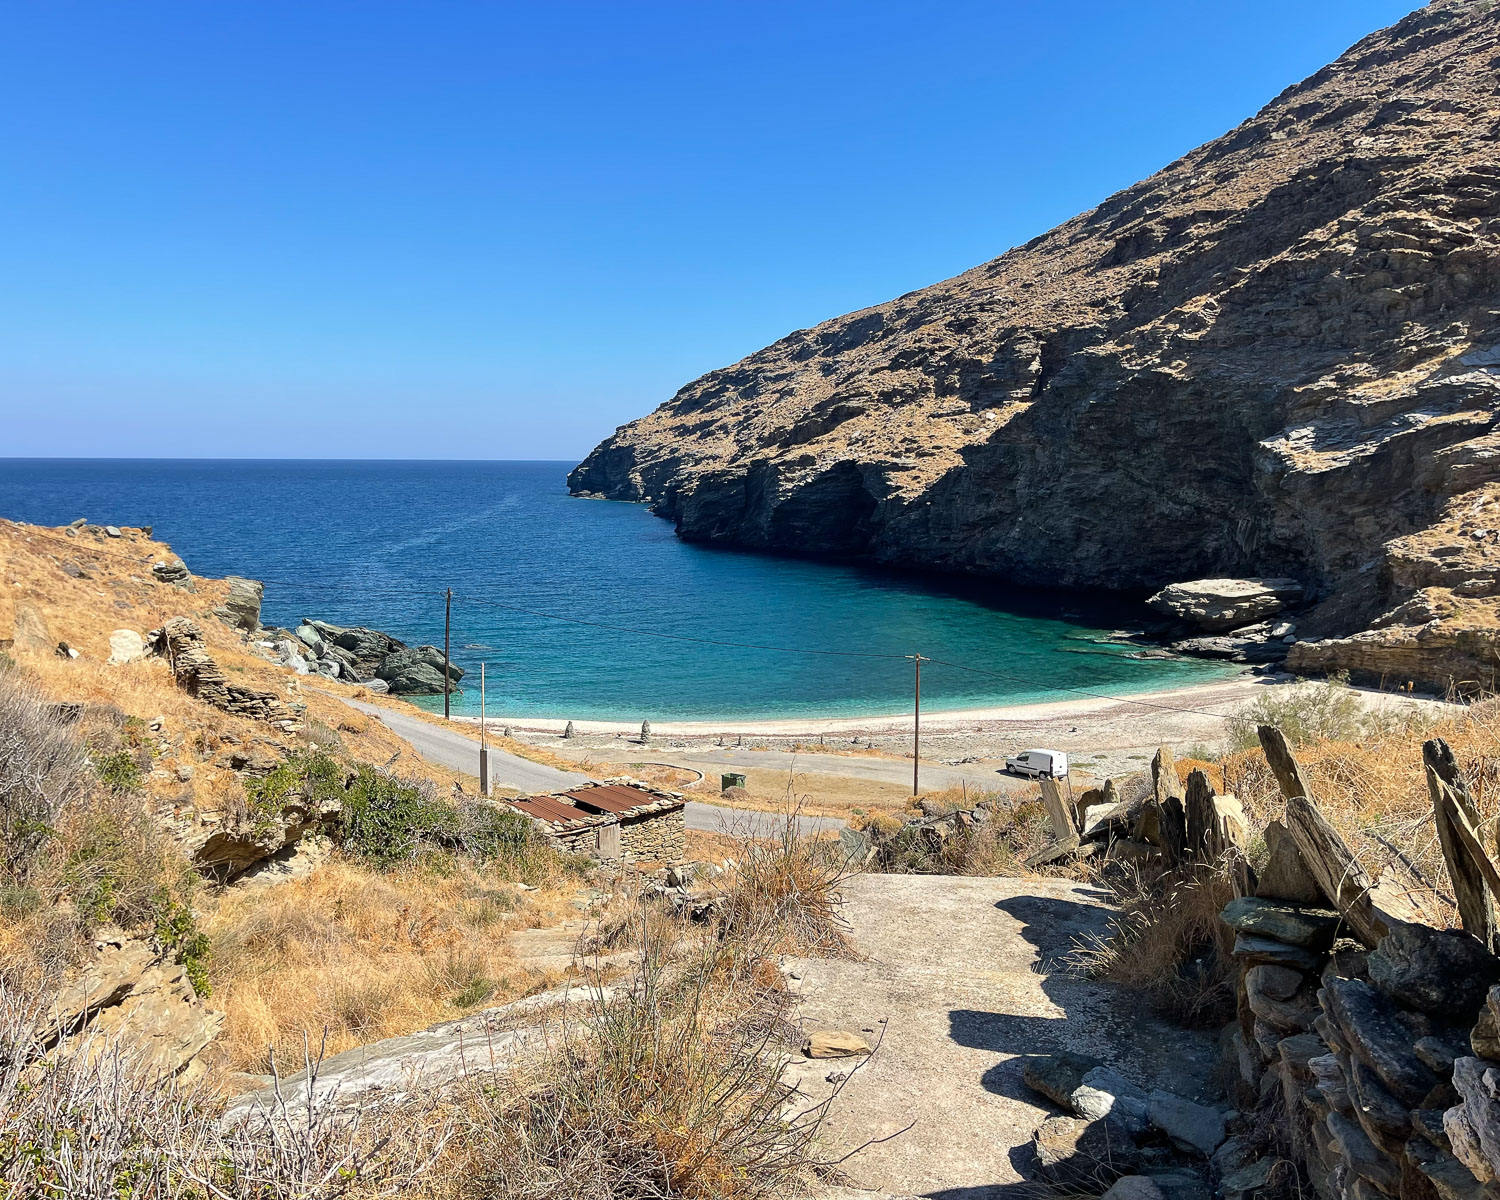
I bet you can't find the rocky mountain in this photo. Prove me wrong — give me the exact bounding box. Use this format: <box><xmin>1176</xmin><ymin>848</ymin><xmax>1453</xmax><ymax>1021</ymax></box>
<box><xmin>570</xmin><ymin>0</ymin><xmax>1500</xmax><ymax>691</ymax></box>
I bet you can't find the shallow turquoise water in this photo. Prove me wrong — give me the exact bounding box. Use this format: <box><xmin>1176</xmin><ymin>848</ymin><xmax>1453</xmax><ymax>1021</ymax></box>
<box><xmin>0</xmin><ymin>459</ymin><xmax>1235</xmax><ymax>719</ymax></box>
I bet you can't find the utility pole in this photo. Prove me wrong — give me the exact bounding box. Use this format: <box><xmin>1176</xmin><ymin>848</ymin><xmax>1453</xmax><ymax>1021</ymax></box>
<box><xmin>479</xmin><ymin>662</ymin><xmax>489</xmax><ymax>797</ymax></box>
<box><xmin>443</xmin><ymin>587</ymin><xmax>452</xmax><ymax>720</ymax></box>
<box><xmin>909</xmin><ymin>653</ymin><xmax>927</xmax><ymax>797</ymax></box>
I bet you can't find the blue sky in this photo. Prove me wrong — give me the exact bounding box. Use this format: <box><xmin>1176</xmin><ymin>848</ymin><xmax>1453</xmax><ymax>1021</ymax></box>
<box><xmin>2</xmin><ymin>1</ymin><xmax>1419</xmax><ymax>460</ymax></box>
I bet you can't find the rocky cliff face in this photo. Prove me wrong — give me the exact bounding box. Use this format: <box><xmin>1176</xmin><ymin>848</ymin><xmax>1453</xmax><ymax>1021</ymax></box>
<box><xmin>571</xmin><ymin>0</ymin><xmax>1500</xmax><ymax>691</ymax></box>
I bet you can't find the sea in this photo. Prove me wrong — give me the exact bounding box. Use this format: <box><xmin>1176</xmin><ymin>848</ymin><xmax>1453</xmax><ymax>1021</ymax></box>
<box><xmin>0</xmin><ymin>459</ymin><xmax>1235</xmax><ymax>720</ymax></box>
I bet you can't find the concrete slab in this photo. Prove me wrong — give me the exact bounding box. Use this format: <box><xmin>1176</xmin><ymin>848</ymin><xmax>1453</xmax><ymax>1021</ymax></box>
<box><xmin>785</xmin><ymin>874</ymin><xmax>1221</xmax><ymax>1199</ymax></box>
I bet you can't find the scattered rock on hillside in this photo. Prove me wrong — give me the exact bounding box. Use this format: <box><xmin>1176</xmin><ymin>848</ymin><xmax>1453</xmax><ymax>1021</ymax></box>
<box><xmin>1147</xmin><ymin>1091</ymin><xmax>1227</xmax><ymax>1156</ymax></box>
<box><xmin>214</xmin><ymin>576</ymin><xmax>264</xmax><ymax>632</ymax></box>
<box><xmin>107</xmin><ymin>628</ymin><xmax>146</xmax><ymax>665</ymax></box>
<box><xmin>1100</xmin><ymin>1177</ymin><xmax>1167</xmax><ymax>1200</ymax></box>
<box><xmin>804</xmin><ymin>1030</ymin><xmax>872</xmax><ymax>1058</ymax></box>
<box><xmin>151</xmin><ymin>560</ymin><xmax>193</xmax><ymax>589</ymax></box>
<box><xmin>1024</xmin><ymin>1051</ymin><xmax>1104</xmax><ymax>1107</ymax></box>
<box><xmin>12</xmin><ymin>600</ymin><xmax>52</xmax><ymax>652</ymax></box>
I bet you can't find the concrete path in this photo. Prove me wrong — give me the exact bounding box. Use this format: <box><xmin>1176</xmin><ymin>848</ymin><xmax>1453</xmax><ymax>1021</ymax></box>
<box><xmin>340</xmin><ymin>699</ymin><xmax>842</xmax><ymax>838</ymax></box>
<box><xmin>341</xmin><ymin>698</ymin><xmax>589</xmax><ymax>793</ymax></box>
<box><xmin>783</xmin><ymin>874</ymin><xmax>1219</xmax><ymax>1198</ymax></box>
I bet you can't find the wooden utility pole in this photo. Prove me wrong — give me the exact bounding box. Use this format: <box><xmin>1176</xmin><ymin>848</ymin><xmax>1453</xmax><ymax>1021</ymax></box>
<box><xmin>909</xmin><ymin>654</ymin><xmax>927</xmax><ymax>797</ymax></box>
<box><xmin>479</xmin><ymin>662</ymin><xmax>489</xmax><ymax>797</ymax></box>
<box><xmin>443</xmin><ymin>588</ymin><xmax>452</xmax><ymax>720</ymax></box>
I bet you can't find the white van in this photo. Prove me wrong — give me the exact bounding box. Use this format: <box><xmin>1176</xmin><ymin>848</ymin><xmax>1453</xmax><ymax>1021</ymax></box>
<box><xmin>1005</xmin><ymin>748</ymin><xmax>1069</xmax><ymax>779</ymax></box>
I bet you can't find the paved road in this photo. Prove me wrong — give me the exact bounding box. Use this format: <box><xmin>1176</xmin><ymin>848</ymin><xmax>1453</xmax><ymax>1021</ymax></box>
<box><xmin>341</xmin><ymin>699</ymin><xmax>844</xmax><ymax>837</ymax></box>
<box><xmin>342</xmin><ymin>699</ymin><xmax>589</xmax><ymax>794</ymax></box>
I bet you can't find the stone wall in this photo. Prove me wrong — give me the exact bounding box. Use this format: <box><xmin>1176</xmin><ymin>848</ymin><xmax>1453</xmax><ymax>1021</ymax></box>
<box><xmin>1222</xmin><ymin>880</ymin><xmax>1500</xmax><ymax>1200</ymax></box>
<box><xmin>548</xmin><ymin>825</ymin><xmax>604</xmax><ymax>857</ymax></box>
<box><xmin>620</xmin><ymin>806</ymin><xmax>685</xmax><ymax>864</ymax></box>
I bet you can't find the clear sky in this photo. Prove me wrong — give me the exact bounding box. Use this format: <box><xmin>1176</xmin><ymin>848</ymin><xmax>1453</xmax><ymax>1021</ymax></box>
<box><xmin>2</xmin><ymin>1</ymin><xmax>1420</xmax><ymax>461</ymax></box>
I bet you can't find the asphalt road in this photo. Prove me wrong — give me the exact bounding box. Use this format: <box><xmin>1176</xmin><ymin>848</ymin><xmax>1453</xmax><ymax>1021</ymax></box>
<box><xmin>340</xmin><ymin>699</ymin><xmax>844</xmax><ymax>837</ymax></box>
<box><xmin>342</xmin><ymin>698</ymin><xmax>589</xmax><ymax>794</ymax></box>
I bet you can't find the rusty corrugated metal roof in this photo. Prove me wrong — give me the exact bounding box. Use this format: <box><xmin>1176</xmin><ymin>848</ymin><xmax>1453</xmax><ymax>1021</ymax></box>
<box><xmin>507</xmin><ymin>794</ymin><xmax>597</xmax><ymax>825</ymax></box>
<box><xmin>562</xmin><ymin>783</ymin><xmax>659</xmax><ymax>815</ymax></box>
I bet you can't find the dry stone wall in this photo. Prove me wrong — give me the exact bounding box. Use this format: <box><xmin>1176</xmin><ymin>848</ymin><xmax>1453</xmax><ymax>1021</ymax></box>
<box><xmin>621</xmin><ymin>806</ymin><xmax>685</xmax><ymax>864</ymax></box>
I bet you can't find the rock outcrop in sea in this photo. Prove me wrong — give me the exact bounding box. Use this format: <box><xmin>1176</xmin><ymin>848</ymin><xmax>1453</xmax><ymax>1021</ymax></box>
<box><xmin>569</xmin><ymin>0</ymin><xmax>1500</xmax><ymax>692</ymax></box>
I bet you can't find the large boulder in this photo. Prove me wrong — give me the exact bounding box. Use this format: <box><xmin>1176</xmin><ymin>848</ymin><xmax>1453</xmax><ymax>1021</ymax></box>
<box><xmin>1146</xmin><ymin>578</ymin><xmax>1304</xmax><ymax>632</ymax></box>
<box><xmin>106</xmin><ymin>629</ymin><xmax>146</xmax><ymax>665</ymax></box>
<box><xmin>214</xmin><ymin>577</ymin><xmax>264</xmax><ymax>632</ymax></box>
<box><xmin>151</xmin><ymin>559</ymin><xmax>193</xmax><ymax>590</ymax></box>
<box><xmin>376</xmin><ymin>645</ymin><xmax>464</xmax><ymax>694</ymax></box>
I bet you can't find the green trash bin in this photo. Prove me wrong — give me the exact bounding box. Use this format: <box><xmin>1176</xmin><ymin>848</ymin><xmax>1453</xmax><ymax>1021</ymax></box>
<box><xmin>721</xmin><ymin>772</ymin><xmax>747</xmax><ymax>792</ymax></box>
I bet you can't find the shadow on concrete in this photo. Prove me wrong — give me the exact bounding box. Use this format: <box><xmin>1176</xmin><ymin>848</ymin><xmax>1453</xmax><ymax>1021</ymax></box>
<box><xmin>947</xmin><ymin>891</ymin><xmax>1123</xmax><ymax>1100</ymax></box>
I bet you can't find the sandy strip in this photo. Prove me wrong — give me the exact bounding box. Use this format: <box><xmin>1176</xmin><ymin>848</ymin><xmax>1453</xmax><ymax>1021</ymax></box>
<box><xmin>454</xmin><ymin>674</ymin><xmax>1277</xmax><ymax>737</ymax></box>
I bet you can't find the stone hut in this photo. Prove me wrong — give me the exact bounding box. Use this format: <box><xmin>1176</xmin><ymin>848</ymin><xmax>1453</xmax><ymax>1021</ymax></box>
<box><xmin>504</xmin><ymin>778</ymin><xmax>685</xmax><ymax>863</ymax></box>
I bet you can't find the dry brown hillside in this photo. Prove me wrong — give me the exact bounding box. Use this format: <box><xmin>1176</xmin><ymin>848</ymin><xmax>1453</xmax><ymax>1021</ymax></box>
<box><xmin>570</xmin><ymin>0</ymin><xmax>1500</xmax><ymax>693</ymax></box>
<box><xmin>0</xmin><ymin>518</ymin><xmax>579</xmax><ymax>1083</ymax></box>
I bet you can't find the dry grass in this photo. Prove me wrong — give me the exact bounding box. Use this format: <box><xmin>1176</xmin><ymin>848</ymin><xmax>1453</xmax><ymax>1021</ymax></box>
<box><xmin>0</xmin><ymin>974</ymin><xmax>455</xmax><ymax>1199</ymax></box>
<box><xmin>719</xmin><ymin>812</ymin><xmax>859</xmax><ymax>959</ymax></box>
<box><xmin>1207</xmin><ymin>690</ymin><xmax>1500</xmax><ymax>921</ymax></box>
<box><xmin>203</xmin><ymin>856</ymin><xmax>575</xmax><ymax>1075</ymax></box>
<box><xmin>854</xmin><ymin>786</ymin><xmax>1086</xmax><ymax>879</ymax></box>
<box><xmin>1068</xmin><ymin>860</ymin><xmax>1239</xmax><ymax>1027</ymax></box>
<box><xmin>441</xmin><ymin>902</ymin><xmax>834</xmax><ymax>1200</ymax></box>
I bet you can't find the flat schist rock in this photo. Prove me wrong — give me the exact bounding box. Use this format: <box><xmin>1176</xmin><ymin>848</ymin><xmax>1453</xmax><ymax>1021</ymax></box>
<box><xmin>222</xmin><ymin>984</ymin><xmax>609</xmax><ymax>1126</ymax></box>
<box><xmin>1147</xmin><ymin>578</ymin><xmax>1304</xmax><ymax>632</ymax></box>
<box><xmin>569</xmin><ymin>1</ymin><xmax>1500</xmax><ymax>692</ymax></box>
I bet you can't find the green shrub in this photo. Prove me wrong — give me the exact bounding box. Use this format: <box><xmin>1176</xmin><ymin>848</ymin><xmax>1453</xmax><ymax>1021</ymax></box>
<box><xmin>1225</xmin><ymin>676</ymin><xmax>1437</xmax><ymax>752</ymax></box>
<box><xmin>153</xmin><ymin>887</ymin><xmax>212</xmax><ymax>998</ymax></box>
<box><xmin>93</xmin><ymin>749</ymin><xmax>143</xmax><ymax>793</ymax></box>
<box><xmin>340</xmin><ymin>765</ymin><xmax>448</xmax><ymax>865</ymax></box>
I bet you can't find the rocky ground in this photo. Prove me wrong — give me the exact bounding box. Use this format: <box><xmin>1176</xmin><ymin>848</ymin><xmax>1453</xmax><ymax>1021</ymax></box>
<box><xmin>569</xmin><ymin>0</ymin><xmax>1500</xmax><ymax>696</ymax></box>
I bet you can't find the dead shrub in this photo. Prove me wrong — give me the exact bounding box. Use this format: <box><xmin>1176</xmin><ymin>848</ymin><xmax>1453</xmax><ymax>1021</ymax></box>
<box><xmin>444</xmin><ymin>933</ymin><xmax>829</xmax><ymax>1200</ymax></box>
<box><xmin>719</xmin><ymin>801</ymin><xmax>858</xmax><ymax>958</ymax></box>
<box><xmin>1068</xmin><ymin>860</ymin><xmax>1238</xmax><ymax>1027</ymax></box>
<box><xmin>0</xmin><ymin>666</ymin><xmax>90</xmax><ymax>880</ymax></box>
<box><xmin>0</xmin><ymin>976</ymin><xmax>453</xmax><ymax>1199</ymax></box>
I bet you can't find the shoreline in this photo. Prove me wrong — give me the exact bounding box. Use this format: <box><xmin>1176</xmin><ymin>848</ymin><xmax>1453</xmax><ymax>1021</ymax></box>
<box><xmin>447</xmin><ymin>673</ymin><xmax>1276</xmax><ymax>737</ymax></box>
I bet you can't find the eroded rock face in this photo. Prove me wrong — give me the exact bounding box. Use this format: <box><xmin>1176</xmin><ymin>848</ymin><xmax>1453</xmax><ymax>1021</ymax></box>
<box><xmin>214</xmin><ymin>576</ymin><xmax>263</xmax><ymax>632</ymax></box>
<box><xmin>49</xmin><ymin>929</ymin><xmax>223</xmax><ymax>1081</ymax></box>
<box><xmin>569</xmin><ymin>1</ymin><xmax>1500</xmax><ymax>691</ymax></box>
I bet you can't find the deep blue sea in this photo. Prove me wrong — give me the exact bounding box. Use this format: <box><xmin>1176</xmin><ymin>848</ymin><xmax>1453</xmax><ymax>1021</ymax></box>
<box><xmin>0</xmin><ymin>460</ymin><xmax>1234</xmax><ymax>720</ymax></box>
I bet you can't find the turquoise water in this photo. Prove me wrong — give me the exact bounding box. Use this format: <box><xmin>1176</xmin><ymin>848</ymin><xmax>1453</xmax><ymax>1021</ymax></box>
<box><xmin>0</xmin><ymin>459</ymin><xmax>1234</xmax><ymax>719</ymax></box>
